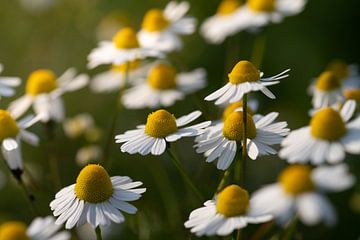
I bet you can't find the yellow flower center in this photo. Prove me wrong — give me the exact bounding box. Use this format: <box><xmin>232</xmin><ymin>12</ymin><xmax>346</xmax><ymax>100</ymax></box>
<box><xmin>223</xmin><ymin>111</ymin><xmax>256</xmax><ymax>141</ymax></box>
<box><xmin>222</xmin><ymin>101</ymin><xmax>254</xmax><ymax>121</ymax></box>
<box><xmin>248</xmin><ymin>0</ymin><xmax>275</xmax><ymax>12</ymax></box>
<box><xmin>144</xmin><ymin>109</ymin><xmax>178</xmax><ymax>138</ymax></box>
<box><xmin>279</xmin><ymin>165</ymin><xmax>314</xmax><ymax>195</ymax></box>
<box><xmin>216</xmin><ymin>185</ymin><xmax>249</xmax><ymax>217</ymax></box>
<box><xmin>344</xmin><ymin>89</ymin><xmax>360</xmax><ymax>102</ymax></box>
<box><xmin>112</xmin><ymin>60</ymin><xmax>140</xmax><ymax>72</ymax></box>
<box><xmin>142</xmin><ymin>9</ymin><xmax>170</xmax><ymax>32</ymax></box>
<box><xmin>0</xmin><ymin>110</ymin><xmax>19</xmax><ymax>142</ymax></box>
<box><xmin>112</xmin><ymin>27</ymin><xmax>140</xmax><ymax>49</ymax></box>
<box><xmin>74</xmin><ymin>164</ymin><xmax>113</xmax><ymax>203</ymax></box>
<box><xmin>217</xmin><ymin>0</ymin><xmax>241</xmax><ymax>15</ymax></box>
<box><xmin>228</xmin><ymin>60</ymin><xmax>260</xmax><ymax>85</ymax></box>
<box><xmin>0</xmin><ymin>222</ymin><xmax>29</xmax><ymax>240</ymax></box>
<box><xmin>327</xmin><ymin>60</ymin><xmax>349</xmax><ymax>80</ymax></box>
<box><xmin>310</xmin><ymin>108</ymin><xmax>346</xmax><ymax>141</ymax></box>
<box><xmin>25</xmin><ymin>69</ymin><xmax>57</xmax><ymax>96</ymax></box>
<box><xmin>315</xmin><ymin>71</ymin><xmax>341</xmax><ymax>91</ymax></box>
<box><xmin>147</xmin><ymin>64</ymin><xmax>177</xmax><ymax>90</ymax></box>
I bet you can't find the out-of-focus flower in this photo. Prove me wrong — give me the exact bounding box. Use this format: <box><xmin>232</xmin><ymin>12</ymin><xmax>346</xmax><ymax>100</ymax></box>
<box><xmin>195</xmin><ymin>111</ymin><xmax>288</xmax><ymax>170</ymax></box>
<box><xmin>9</xmin><ymin>68</ymin><xmax>88</xmax><ymax>123</ymax></box>
<box><xmin>0</xmin><ymin>63</ymin><xmax>21</xmax><ymax>100</ymax></box>
<box><xmin>50</xmin><ymin>164</ymin><xmax>146</xmax><ymax>229</ymax></box>
<box><xmin>232</xmin><ymin>0</ymin><xmax>307</xmax><ymax>32</ymax></box>
<box><xmin>205</xmin><ymin>60</ymin><xmax>289</xmax><ymax>105</ymax></box>
<box><xmin>0</xmin><ymin>110</ymin><xmax>41</xmax><ymax>174</ymax></box>
<box><xmin>252</xmin><ymin>164</ymin><xmax>355</xmax><ymax>226</ymax></box>
<box><xmin>280</xmin><ymin>100</ymin><xmax>360</xmax><ymax>165</ymax></box>
<box><xmin>115</xmin><ymin>110</ymin><xmax>210</xmax><ymax>156</ymax></box>
<box><xmin>96</xmin><ymin>11</ymin><xmax>131</xmax><ymax>41</ymax></box>
<box><xmin>138</xmin><ymin>1</ymin><xmax>196</xmax><ymax>52</ymax></box>
<box><xmin>0</xmin><ymin>216</ymin><xmax>70</xmax><ymax>240</ymax></box>
<box><xmin>87</xmin><ymin>27</ymin><xmax>164</xmax><ymax>69</ymax></box>
<box><xmin>201</xmin><ymin>0</ymin><xmax>245</xmax><ymax>44</ymax></box>
<box><xmin>326</xmin><ymin>60</ymin><xmax>360</xmax><ymax>90</ymax></box>
<box><xmin>63</xmin><ymin>114</ymin><xmax>95</xmax><ymax>139</ymax></box>
<box><xmin>121</xmin><ymin>63</ymin><xmax>207</xmax><ymax>109</ymax></box>
<box><xmin>184</xmin><ymin>185</ymin><xmax>272</xmax><ymax>236</ymax></box>
<box><xmin>76</xmin><ymin>145</ymin><xmax>103</xmax><ymax>166</ymax></box>
<box><xmin>18</xmin><ymin>0</ymin><xmax>56</xmax><ymax>14</ymax></box>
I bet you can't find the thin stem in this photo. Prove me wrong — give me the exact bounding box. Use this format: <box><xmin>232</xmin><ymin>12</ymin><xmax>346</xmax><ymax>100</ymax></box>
<box><xmin>18</xmin><ymin>178</ymin><xmax>40</xmax><ymax>216</ymax></box>
<box><xmin>214</xmin><ymin>169</ymin><xmax>231</xmax><ymax>197</ymax></box>
<box><xmin>95</xmin><ymin>226</ymin><xmax>102</xmax><ymax>240</ymax></box>
<box><xmin>166</xmin><ymin>148</ymin><xmax>204</xmax><ymax>202</ymax></box>
<box><xmin>281</xmin><ymin>215</ymin><xmax>298</xmax><ymax>240</ymax></box>
<box><xmin>103</xmin><ymin>61</ymin><xmax>130</xmax><ymax>169</ymax></box>
<box><xmin>250</xmin><ymin>221</ymin><xmax>274</xmax><ymax>240</ymax></box>
<box><xmin>241</xmin><ymin>94</ymin><xmax>248</xmax><ymax>187</ymax></box>
<box><xmin>44</xmin><ymin>121</ymin><xmax>61</xmax><ymax>191</ymax></box>
<box><xmin>236</xmin><ymin>228</ymin><xmax>242</xmax><ymax>240</ymax></box>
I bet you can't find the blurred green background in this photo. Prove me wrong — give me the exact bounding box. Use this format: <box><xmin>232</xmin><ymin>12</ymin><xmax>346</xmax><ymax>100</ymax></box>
<box><xmin>0</xmin><ymin>0</ymin><xmax>360</xmax><ymax>239</ymax></box>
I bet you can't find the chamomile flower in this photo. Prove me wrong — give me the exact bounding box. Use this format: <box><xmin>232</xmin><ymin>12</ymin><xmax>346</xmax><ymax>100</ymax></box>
<box><xmin>184</xmin><ymin>185</ymin><xmax>272</xmax><ymax>236</ymax></box>
<box><xmin>121</xmin><ymin>63</ymin><xmax>207</xmax><ymax>109</ymax></box>
<box><xmin>63</xmin><ymin>113</ymin><xmax>95</xmax><ymax>139</ymax></box>
<box><xmin>88</xmin><ymin>27</ymin><xmax>163</xmax><ymax>69</ymax></box>
<box><xmin>326</xmin><ymin>60</ymin><xmax>360</xmax><ymax>90</ymax></box>
<box><xmin>0</xmin><ymin>110</ymin><xmax>41</xmax><ymax>174</ymax></box>
<box><xmin>115</xmin><ymin>109</ymin><xmax>211</xmax><ymax>156</ymax></box>
<box><xmin>201</xmin><ymin>0</ymin><xmax>245</xmax><ymax>44</ymax></box>
<box><xmin>205</xmin><ymin>60</ymin><xmax>289</xmax><ymax>105</ymax></box>
<box><xmin>9</xmin><ymin>68</ymin><xmax>88</xmax><ymax>123</ymax></box>
<box><xmin>0</xmin><ymin>63</ymin><xmax>21</xmax><ymax>100</ymax></box>
<box><xmin>90</xmin><ymin>60</ymin><xmax>153</xmax><ymax>93</ymax></box>
<box><xmin>233</xmin><ymin>0</ymin><xmax>307</xmax><ymax>32</ymax></box>
<box><xmin>280</xmin><ymin>100</ymin><xmax>360</xmax><ymax>165</ymax></box>
<box><xmin>309</xmin><ymin>71</ymin><xmax>343</xmax><ymax>109</ymax></box>
<box><xmin>0</xmin><ymin>216</ymin><xmax>70</xmax><ymax>240</ymax></box>
<box><xmin>138</xmin><ymin>1</ymin><xmax>196</xmax><ymax>52</ymax></box>
<box><xmin>251</xmin><ymin>164</ymin><xmax>355</xmax><ymax>226</ymax></box>
<box><xmin>195</xmin><ymin>111</ymin><xmax>289</xmax><ymax>170</ymax></box>
<box><xmin>50</xmin><ymin>164</ymin><xmax>146</xmax><ymax>229</ymax></box>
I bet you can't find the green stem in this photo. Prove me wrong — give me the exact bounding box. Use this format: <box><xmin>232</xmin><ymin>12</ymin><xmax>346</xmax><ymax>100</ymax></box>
<box><xmin>18</xmin><ymin>178</ymin><xmax>40</xmax><ymax>216</ymax></box>
<box><xmin>241</xmin><ymin>94</ymin><xmax>248</xmax><ymax>187</ymax></box>
<box><xmin>166</xmin><ymin>148</ymin><xmax>204</xmax><ymax>202</ymax></box>
<box><xmin>214</xmin><ymin>169</ymin><xmax>231</xmax><ymax>197</ymax></box>
<box><xmin>44</xmin><ymin>121</ymin><xmax>61</xmax><ymax>191</ymax></box>
<box><xmin>236</xmin><ymin>228</ymin><xmax>242</xmax><ymax>240</ymax></box>
<box><xmin>103</xmin><ymin>61</ymin><xmax>130</xmax><ymax>169</ymax></box>
<box><xmin>95</xmin><ymin>226</ymin><xmax>102</xmax><ymax>240</ymax></box>
<box><xmin>281</xmin><ymin>215</ymin><xmax>298</xmax><ymax>240</ymax></box>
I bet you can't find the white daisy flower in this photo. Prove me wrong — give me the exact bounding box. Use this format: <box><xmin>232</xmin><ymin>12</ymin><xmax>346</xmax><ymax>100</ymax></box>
<box><xmin>0</xmin><ymin>63</ymin><xmax>21</xmax><ymax>100</ymax></box>
<box><xmin>88</xmin><ymin>27</ymin><xmax>163</xmax><ymax>69</ymax></box>
<box><xmin>115</xmin><ymin>109</ymin><xmax>211</xmax><ymax>156</ymax></box>
<box><xmin>280</xmin><ymin>100</ymin><xmax>360</xmax><ymax>165</ymax></box>
<box><xmin>0</xmin><ymin>110</ymin><xmax>41</xmax><ymax>174</ymax></box>
<box><xmin>185</xmin><ymin>185</ymin><xmax>272</xmax><ymax>236</ymax></box>
<box><xmin>309</xmin><ymin>71</ymin><xmax>343</xmax><ymax>109</ymax></box>
<box><xmin>326</xmin><ymin>60</ymin><xmax>360</xmax><ymax>90</ymax></box>
<box><xmin>205</xmin><ymin>60</ymin><xmax>289</xmax><ymax>105</ymax></box>
<box><xmin>232</xmin><ymin>0</ymin><xmax>307</xmax><ymax>32</ymax></box>
<box><xmin>63</xmin><ymin>113</ymin><xmax>95</xmax><ymax>139</ymax></box>
<box><xmin>251</xmin><ymin>164</ymin><xmax>355</xmax><ymax>226</ymax></box>
<box><xmin>90</xmin><ymin>60</ymin><xmax>153</xmax><ymax>93</ymax></box>
<box><xmin>200</xmin><ymin>0</ymin><xmax>246</xmax><ymax>44</ymax></box>
<box><xmin>195</xmin><ymin>110</ymin><xmax>289</xmax><ymax>170</ymax></box>
<box><xmin>8</xmin><ymin>68</ymin><xmax>88</xmax><ymax>123</ymax></box>
<box><xmin>50</xmin><ymin>164</ymin><xmax>146</xmax><ymax>229</ymax></box>
<box><xmin>122</xmin><ymin>63</ymin><xmax>207</xmax><ymax>109</ymax></box>
<box><xmin>0</xmin><ymin>216</ymin><xmax>70</xmax><ymax>240</ymax></box>
<box><xmin>138</xmin><ymin>1</ymin><xmax>196</xmax><ymax>52</ymax></box>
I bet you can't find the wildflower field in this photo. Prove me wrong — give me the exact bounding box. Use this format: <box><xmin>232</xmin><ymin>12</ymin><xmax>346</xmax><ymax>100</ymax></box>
<box><xmin>0</xmin><ymin>0</ymin><xmax>360</xmax><ymax>239</ymax></box>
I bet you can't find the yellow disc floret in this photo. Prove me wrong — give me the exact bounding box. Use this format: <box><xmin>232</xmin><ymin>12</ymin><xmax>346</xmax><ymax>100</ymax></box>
<box><xmin>248</xmin><ymin>0</ymin><xmax>275</xmax><ymax>12</ymax></box>
<box><xmin>310</xmin><ymin>108</ymin><xmax>346</xmax><ymax>141</ymax></box>
<box><xmin>315</xmin><ymin>71</ymin><xmax>341</xmax><ymax>91</ymax></box>
<box><xmin>142</xmin><ymin>9</ymin><xmax>170</xmax><ymax>32</ymax></box>
<box><xmin>344</xmin><ymin>89</ymin><xmax>360</xmax><ymax>102</ymax></box>
<box><xmin>222</xmin><ymin>101</ymin><xmax>254</xmax><ymax>121</ymax></box>
<box><xmin>147</xmin><ymin>64</ymin><xmax>177</xmax><ymax>90</ymax></box>
<box><xmin>327</xmin><ymin>60</ymin><xmax>349</xmax><ymax>80</ymax></box>
<box><xmin>112</xmin><ymin>60</ymin><xmax>140</xmax><ymax>72</ymax></box>
<box><xmin>0</xmin><ymin>222</ymin><xmax>29</xmax><ymax>240</ymax></box>
<box><xmin>74</xmin><ymin>164</ymin><xmax>113</xmax><ymax>203</ymax></box>
<box><xmin>216</xmin><ymin>185</ymin><xmax>249</xmax><ymax>217</ymax></box>
<box><xmin>223</xmin><ymin>111</ymin><xmax>256</xmax><ymax>141</ymax></box>
<box><xmin>228</xmin><ymin>60</ymin><xmax>260</xmax><ymax>84</ymax></box>
<box><xmin>112</xmin><ymin>27</ymin><xmax>140</xmax><ymax>49</ymax></box>
<box><xmin>217</xmin><ymin>0</ymin><xmax>241</xmax><ymax>15</ymax></box>
<box><xmin>26</xmin><ymin>69</ymin><xmax>57</xmax><ymax>96</ymax></box>
<box><xmin>0</xmin><ymin>110</ymin><xmax>19</xmax><ymax>142</ymax></box>
<box><xmin>145</xmin><ymin>109</ymin><xmax>178</xmax><ymax>138</ymax></box>
<box><xmin>279</xmin><ymin>165</ymin><xmax>314</xmax><ymax>195</ymax></box>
